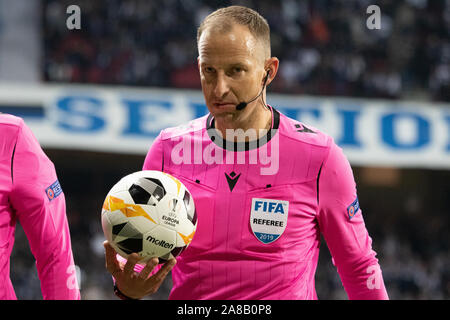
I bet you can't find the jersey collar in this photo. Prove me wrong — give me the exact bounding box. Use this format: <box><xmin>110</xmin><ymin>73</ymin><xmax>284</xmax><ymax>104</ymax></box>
<box><xmin>205</xmin><ymin>105</ymin><xmax>280</xmax><ymax>151</ymax></box>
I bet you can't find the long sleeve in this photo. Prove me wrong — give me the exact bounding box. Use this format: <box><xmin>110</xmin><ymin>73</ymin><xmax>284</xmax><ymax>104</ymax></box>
<box><xmin>8</xmin><ymin>120</ymin><xmax>80</xmax><ymax>300</ymax></box>
<box><xmin>317</xmin><ymin>141</ymin><xmax>388</xmax><ymax>300</ymax></box>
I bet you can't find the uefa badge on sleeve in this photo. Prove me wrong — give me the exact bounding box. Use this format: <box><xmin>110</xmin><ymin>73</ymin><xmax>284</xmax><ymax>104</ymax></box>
<box><xmin>45</xmin><ymin>180</ymin><xmax>63</xmax><ymax>202</ymax></box>
<box><xmin>347</xmin><ymin>196</ymin><xmax>360</xmax><ymax>220</ymax></box>
<box><xmin>250</xmin><ymin>198</ymin><xmax>289</xmax><ymax>244</ymax></box>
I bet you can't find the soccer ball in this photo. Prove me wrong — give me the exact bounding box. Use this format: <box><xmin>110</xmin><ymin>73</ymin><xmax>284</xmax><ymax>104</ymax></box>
<box><xmin>101</xmin><ymin>170</ymin><xmax>197</xmax><ymax>263</ymax></box>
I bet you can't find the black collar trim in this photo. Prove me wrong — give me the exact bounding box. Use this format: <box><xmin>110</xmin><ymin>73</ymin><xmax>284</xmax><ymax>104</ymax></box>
<box><xmin>205</xmin><ymin>106</ymin><xmax>280</xmax><ymax>151</ymax></box>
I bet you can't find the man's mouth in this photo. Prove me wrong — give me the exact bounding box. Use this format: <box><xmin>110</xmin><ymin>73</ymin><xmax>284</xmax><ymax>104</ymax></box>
<box><xmin>213</xmin><ymin>102</ymin><xmax>236</xmax><ymax>108</ymax></box>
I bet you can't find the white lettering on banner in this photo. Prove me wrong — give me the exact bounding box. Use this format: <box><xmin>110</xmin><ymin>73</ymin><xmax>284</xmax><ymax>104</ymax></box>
<box><xmin>0</xmin><ymin>84</ymin><xmax>449</xmax><ymax>169</ymax></box>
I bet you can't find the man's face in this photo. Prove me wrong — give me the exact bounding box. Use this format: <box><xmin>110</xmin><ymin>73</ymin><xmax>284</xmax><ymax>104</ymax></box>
<box><xmin>197</xmin><ymin>23</ymin><xmax>268</xmax><ymax>123</ymax></box>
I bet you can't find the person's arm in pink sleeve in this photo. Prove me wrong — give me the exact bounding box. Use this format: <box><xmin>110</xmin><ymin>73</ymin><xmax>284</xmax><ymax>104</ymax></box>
<box><xmin>8</xmin><ymin>120</ymin><xmax>80</xmax><ymax>300</ymax></box>
<box><xmin>317</xmin><ymin>141</ymin><xmax>389</xmax><ymax>300</ymax></box>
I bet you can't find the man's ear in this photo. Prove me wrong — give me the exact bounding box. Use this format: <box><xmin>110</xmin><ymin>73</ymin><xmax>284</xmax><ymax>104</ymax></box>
<box><xmin>264</xmin><ymin>57</ymin><xmax>279</xmax><ymax>86</ymax></box>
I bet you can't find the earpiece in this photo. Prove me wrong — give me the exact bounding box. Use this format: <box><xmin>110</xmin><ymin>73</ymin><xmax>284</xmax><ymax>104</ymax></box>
<box><xmin>236</xmin><ymin>69</ymin><xmax>271</xmax><ymax>111</ymax></box>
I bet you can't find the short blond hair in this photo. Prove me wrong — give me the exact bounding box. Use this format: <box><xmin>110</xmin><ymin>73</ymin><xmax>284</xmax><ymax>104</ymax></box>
<box><xmin>197</xmin><ymin>5</ymin><xmax>271</xmax><ymax>58</ymax></box>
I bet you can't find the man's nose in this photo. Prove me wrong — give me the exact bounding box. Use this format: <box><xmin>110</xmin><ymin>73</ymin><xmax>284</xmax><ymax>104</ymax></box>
<box><xmin>213</xmin><ymin>73</ymin><xmax>230</xmax><ymax>98</ymax></box>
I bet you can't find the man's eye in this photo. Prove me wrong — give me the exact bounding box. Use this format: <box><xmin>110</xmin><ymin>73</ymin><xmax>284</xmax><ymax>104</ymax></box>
<box><xmin>204</xmin><ymin>67</ymin><xmax>215</xmax><ymax>73</ymax></box>
<box><xmin>233</xmin><ymin>67</ymin><xmax>243</xmax><ymax>73</ymax></box>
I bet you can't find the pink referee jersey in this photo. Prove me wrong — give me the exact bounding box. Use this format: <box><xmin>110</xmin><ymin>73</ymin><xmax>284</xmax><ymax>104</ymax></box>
<box><xmin>0</xmin><ymin>114</ymin><xmax>80</xmax><ymax>300</ymax></box>
<box><xmin>142</xmin><ymin>106</ymin><xmax>388</xmax><ymax>300</ymax></box>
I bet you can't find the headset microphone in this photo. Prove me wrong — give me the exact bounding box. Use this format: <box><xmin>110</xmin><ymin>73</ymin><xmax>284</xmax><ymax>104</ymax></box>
<box><xmin>236</xmin><ymin>71</ymin><xmax>270</xmax><ymax>111</ymax></box>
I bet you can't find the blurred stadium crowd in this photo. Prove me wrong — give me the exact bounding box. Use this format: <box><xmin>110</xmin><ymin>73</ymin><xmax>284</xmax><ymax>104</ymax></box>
<box><xmin>43</xmin><ymin>0</ymin><xmax>450</xmax><ymax>101</ymax></box>
<box><xmin>5</xmin><ymin>0</ymin><xmax>450</xmax><ymax>299</ymax></box>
